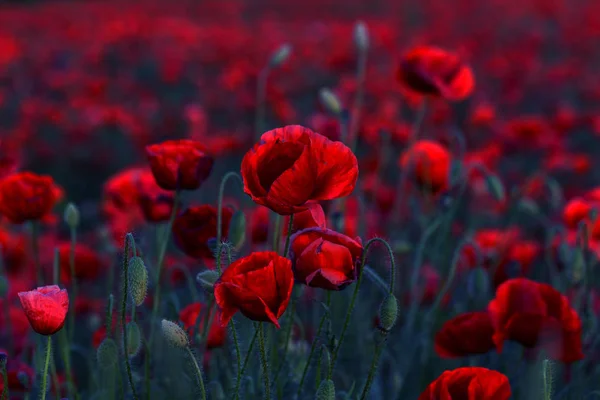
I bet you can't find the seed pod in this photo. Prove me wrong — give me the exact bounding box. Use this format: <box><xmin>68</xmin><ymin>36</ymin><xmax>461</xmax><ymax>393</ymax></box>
<box><xmin>97</xmin><ymin>338</ymin><xmax>119</xmax><ymax>369</ymax></box>
<box><xmin>353</xmin><ymin>21</ymin><xmax>369</xmax><ymax>52</ymax></box>
<box><xmin>126</xmin><ymin>321</ymin><xmax>142</xmax><ymax>357</ymax></box>
<box><xmin>378</xmin><ymin>294</ymin><xmax>398</xmax><ymax>332</ymax></box>
<box><xmin>127</xmin><ymin>256</ymin><xmax>148</xmax><ymax>306</ymax></box>
<box><xmin>64</xmin><ymin>202</ymin><xmax>80</xmax><ymax>229</ymax></box>
<box><xmin>269</xmin><ymin>44</ymin><xmax>292</xmax><ymax>68</ymax></box>
<box><xmin>196</xmin><ymin>270</ymin><xmax>219</xmax><ymax>293</ymax></box>
<box><xmin>161</xmin><ymin>319</ymin><xmax>189</xmax><ymax>348</ymax></box>
<box><xmin>229</xmin><ymin>210</ymin><xmax>246</xmax><ymax>250</ymax></box>
<box><xmin>319</xmin><ymin>88</ymin><xmax>342</xmax><ymax>115</ymax></box>
<box><xmin>315</xmin><ymin>379</ymin><xmax>335</xmax><ymax>400</ymax></box>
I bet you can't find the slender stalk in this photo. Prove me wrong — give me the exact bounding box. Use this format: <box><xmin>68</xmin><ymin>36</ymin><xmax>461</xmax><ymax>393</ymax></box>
<box><xmin>271</xmin><ymin>214</ymin><xmax>282</xmax><ymax>253</ymax></box>
<box><xmin>0</xmin><ymin>246</ymin><xmax>13</xmax><ymax>354</ymax></box>
<box><xmin>68</xmin><ymin>226</ymin><xmax>78</xmax><ymax>342</ymax></box>
<box><xmin>216</xmin><ymin>172</ymin><xmax>243</xmax><ymax>274</ymax></box>
<box><xmin>40</xmin><ymin>335</ymin><xmax>52</xmax><ymax>400</ymax></box>
<box><xmin>186</xmin><ymin>347</ymin><xmax>206</xmax><ymax>400</ymax></box>
<box><xmin>359</xmin><ymin>332</ymin><xmax>387</xmax><ymax>400</ymax></box>
<box><xmin>1</xmin><ymin>362</ymin><xmax>8</xmax><ymax>400</ymax></box>
<box><xmin>49</xmin><ymin>351</ymin><xmax>60</xmax><ymax>400</ymax></box>
<box><xmin>282</xmin><ymin>214</ymin><xmax>294</xmax><ymax>257</ymax></box>
<box><xmin>121</xmin><ymin>235</ymin><xmax>139</xmax><ymax>400</ymax></box>
<box><xmin>255</xmin><ymin>67</ymin><xmax>270</xmax><ymax>141</ymax></box>
<box><xmin>230</xmin><ymin>318</ymin><xmax>242</xmax><ymax>387</ymax></box>
<box><xmin>31</xmin><ymin>221</ymin><xmax>42</xmax><ymax>286</ymax></box>
<box><xmin>348</xmin><ymin>47</ymin><xmax>368</xmax><ymax>154</ymax></box>
<box><xmin>144</xmin><ymin>341</ymin><xmax>151</xmax><ymax>400</ymax></box>
<box><xmin>233</xmin><ymin>326</ymin><xmax>259</xmax><ymax>400</ymax></box>
<box><xmin>258</xmin><ymin>323</ymin><xmax>271</xmax><ymax>400</ymax></box>
<box><xmin>59</xmin><ymin>329</ymin><xmax>77</xmax><ymax>400</ymax></box>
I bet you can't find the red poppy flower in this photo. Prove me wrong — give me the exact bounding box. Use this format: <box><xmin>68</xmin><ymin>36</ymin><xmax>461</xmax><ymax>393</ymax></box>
<box><xmin>136</xmin><ymin>169</ymin><xmax>175</xmax><ymax>222</ymax></box>
<box><xmin>172</xmin><ymin>205</ymin><xmax>233</xmax><ymax>259</ymax></box>
<box><xmin>18</xmin><ymin>285</ymin><xmax>69</xmax><ymax>336</ymax></box>
<box><xmin>418</xmin><ymin>367</ymin><xmax>511</xmax><ymax>400</ymax></box>
<box><xmin>241</xmin><ymin>125</ymin><xmax>358</xmax><ymax>215</ymax></box>
<box><xmin>562</xmin><ymin>197</ymin><xmax>593</xmax><ymax>229</ymax></box>
<box><xmin>146</xmin><ymin>139</ymin><xmax>214</xmax><ymax>191</ymax></box>
<box><xmin>0</xmin><ymin>172</ymin><xmax>62</xmax><ymax>224</ymax></box>
<box><xmin>58</xmin><ymin>243</ymin><xmax>103</xmax><ymax>282</ymax></box>
<box><xmin>214</xmin><ymin>251</ymin><xmax>293</xmax><ymax>328</ymax></box>
<box><xmin>488</xmin><ymin>278</ymin><xmax>584</xmax><ymax>363</ymax></box>
<box><xmin>434</xmin><ymin>312</ymin><xmax>495</xmax><ymax>358</ymax></box>
<box><xmin>397</xmin><ymin>46</ymin><xmax>475</xmax><ymax>101</ymax></box>
<box><xmin>399</xmin><ymin>140</ymin><xmax>451</xmax><ymax>195</ymax></box>
<box><xmin>179</xmin><ymin>302</ymin><xmax>226</xmax><ymax>349</ymax></box>
<box><xmin>0</xmin><ymin>228</ymin><xmax>27</xmax><ymax>272</ymax></box>
<box><xmin>289</xmin><ymin>227</ymin><xmax>363</xmax><ymax>290</ymax></box>
<box><xmin>283</xmin><ymin>203</ymin><xmax>327</xmax><ymax>236</ymax></box>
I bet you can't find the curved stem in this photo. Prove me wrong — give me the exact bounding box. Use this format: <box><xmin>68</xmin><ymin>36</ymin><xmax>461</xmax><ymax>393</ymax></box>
<box><xmin>359</xmin><ymin>332</ymin><xmax>387</xmax><ymax>400</ymax></box>
<box><xmin>328</xmin><ymin>237</ymin><xmax>395</xmax><ymax>378</ymax></box>
<box><xmin>121</xmin><ymin>235</ymin><xmax>139</xmax><ymax>400</ymax></box>
<box><xmin>258</xmin><ymin>323</ymin><xmax>271</xmax><ymax>400</ymax></box>
<box><xmin>216</xmin><ymin>172</ymin><xmax>243</xmax><ymax>274</ymax></box>
<box><xmin>40</xmin><ymin>335</ymin><xmax>52</xmax><ymax>400</ymax></box>
<box><xmin>282</xmin><ymin>214</ymin><xmax>294</xmax><ymax>257</ymax></box>
<box><xmin>169</xmin><ymin>264</ymin><xmax>200</xmax><ymax>301</ymax></box>
<box><xmin>68</xmin><ymin>226</ymin><xmax>78</xmax><ymax>342</ymax></box>
<box><xmin>233</xmin><ymin>326</ymin><xmax>259</xmax><ymax>400</ymax></box>
<box><xmin>186</xmin><ymin>346</ymin><xmax>206</xmax><ymax>400</ymax></box>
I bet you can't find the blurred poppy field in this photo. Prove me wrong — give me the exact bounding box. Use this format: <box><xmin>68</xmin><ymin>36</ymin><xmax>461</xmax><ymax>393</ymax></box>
<box><xmin>2</xmin><ymin>0</ymin><xmax>600</xmax><ymax>399</ymax></box>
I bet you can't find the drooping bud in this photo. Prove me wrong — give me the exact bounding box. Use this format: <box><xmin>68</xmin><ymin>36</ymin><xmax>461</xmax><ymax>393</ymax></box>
<box><xmin>97</xmin><ymin>338</ymin><xmax>119</xmax><ymax>369</ymax></box>
<box><xmin>315</xmin><ymin>379</ymin><xmax>335</xmax><ymax>400</ymax></box>
<box><xmin>229</xmin><ymin>210</ymin><xmax>247</xmax><ymax>250</ymax></box>
<box><xmin>353</xmin><ymin>21</ymin><xmax>369</xmax><ymax>52</ymax></box>
<box><xmin>269</xmin><ymin>44</ymin><xmax>292</xmax><ymax>68</ymax></box>
<box><xmin>161</xmin><ymin>319</ymin><xmax>189</xmax><ymax>348</ymax></box>
<box><xmin>196</xmin><ymin>270</ymin><xmax>219</xmax><ymax>293</ymax></box>
<box><xmin>127</xmin><ymin>256</ymin><xmax>148</xmax><ymax>306</ymax></box>
<box><xmin>377</xmin><ymin>294</ymin><xmax>398</xmax><ymax>332</ymax></box>
<box><xmin>319</xmin><ymin>88</ymin><xmax>342</xmax><ymax>115</ymax></box>
<box><xmin>126</xmin><ymin>321</ymin><xmax>142</xmax><ymax>357</ymax></box>
<box><xmin>63</xmin><ymin>203</ymin><xmax>80</xmax><ymax>229</ymax></box>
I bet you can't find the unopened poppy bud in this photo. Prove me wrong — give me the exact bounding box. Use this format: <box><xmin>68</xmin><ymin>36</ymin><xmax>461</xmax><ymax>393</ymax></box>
<box><xmin>378</xmin><ymin>294</ymin><xmax>398</xmax><ymax>332</ymax></box>
<box><xmin>393</xmin><ymin>240</ymin><xmax>412</xmax><ymax>254</ymax></box>
<box><xmin>353</xmin><ymin>21</ymin><xmax>369</xmax><ymax>52</ymax></box>
<box><xmin>196</xmin><ymin>270</ymin><xmax>219</xmax><ymax>293</ymax></box>
<box><xmin>161</xmin><ymin>319</ymin><xmax>189</xmax><ymax>348</ymax></box>
<box><xmin>126</xmin><ymin>321</ymin><xmax>142</xmax><ymax>357</ymax></box>
<box><xmin>97</xmin><ymin>338</ymin><xmax>118</xmax><ymax>369</ymax></box>
<box><xmin>319</xmin><ymin>88</ymin><xmax>342</xmax><ymax>115</ymax></box>
<box><xmin>229</xmin><ymin>210</ymin><xmax>247</xmax><ymax>250</ymax></box>
<box><xmin>485</xmin><ymin>174</ymin><xmax>505</xmax><ymax>202</ymax></box>
<box><xmin>127</xmin><ymin>256</ymin><xmax>148</xmax><ymax>306</ymax></box>
<box><xmin>0</xmin><ymin>275</ymin><xmax>8</xmax><ymax>297</ymax></box>
<box><xmin>269</xmin><ymin>44</ymin><xmax>292</xmax><ymax>68</ymax></box>
<box><xmin>316</xmin><ymin>379</ymin><xmax>335</xmax><ymax>400</ymax></box>
<box><xmin>63</xmin><ymin>202</ymin><xmax>80</xmax><ymax>229</ymax></box>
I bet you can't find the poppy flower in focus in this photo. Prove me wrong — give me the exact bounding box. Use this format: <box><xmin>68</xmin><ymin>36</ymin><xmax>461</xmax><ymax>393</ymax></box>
<box><xmin>241</xmin><ymin>125</ymin><xmax>358</xmax><ymax>215</ymax></box>
<box><xmin>283</xmin><ymin>203</ymin><xmax>327</xmax><ymax>236</ymax></box>
<box><xmin>18</xmin><ymin>285</ymin><xmax>69</xmax><ymax>336</ymax></box>
<box><xmin>418</xmin><ymin>367</ymin><xmax>511</xmax><ymax>400</ymax></box>
<box><xmin>488</xmin><ymin>278</ymin><xmax>584</xmax><ymax>363</ymax></box>
<box><xmin>399</xmin><ymin>140</ymin><xmax>451</xmax><ymax>195</ymax></box>
<box><xmin>289</xmin><ymin>227</ymin><xmax>363</xmax><ymax>290</ymax></box>
<box><xmin>397</xmin><ymin>46</ymin><xmax>475</xmax><ymax>101</ymax></box>
<box><xmin>57</xmin><ymin>243</ymin><xmax>103</xmax><ymax>282</ymax></box>
<box><xmin>146</xmin><ymin>139</ymin><xmax>214</xmax><ymax>191</ymax></box>
<box><xmin>434</xmin><ymin>312</ymin><xmax>495</xmax><ymax>358</ymax></box>
<box><xmin>0</xmin><ymin>172</ymin><xmax>62</xmax><ymax>224</ymax></box>
<box><xmin>179</xmin><ymin>302</ymin><xmax>226</xmax><ymax>349</ymax></box>
<box><xmin>214</xmin><ymin>251</ymin><xmax>293</xmax><ymax>328</ymax></box>
<box><xmin>172</xmin><ymin>205</ymin><xmax>233</xmax><ymax>259</ymax></box>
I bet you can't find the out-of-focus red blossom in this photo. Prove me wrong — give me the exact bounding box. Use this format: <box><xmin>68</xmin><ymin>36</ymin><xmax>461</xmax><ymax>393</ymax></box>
<box><xmin>18</xmin><ymin>285</ymin><xmax>69</xmax><ymax>336</ymax></box>
<box><xmin>136</xmin><ymin>169</ymin><xmax>175</xmax><ymax>222</ymax></box>
<box><xmin>58</xmin><ymin>243</ymin><xmax>104</xmax><ymax>282</ymax></box>
<box><xmin>0</xmin><ymin>302</ymin><xmax>31</xmax><ymax>352</ymax></box>
<box><xmin>361</xmin><ymin>174</ymin><xmax>396</xmax><ymax>214</ymax></box>
<box><xmin>404</xmin><ymin>264</ymin><xmax>450</xmax><ymax>307</ymax></box>
<box><xmin>470</xmin><ymin>102</ymin><xmax>496</xmax><ymax>128</ymax></box>
<box><xmin>249</xmin><ymin>206</ymin><xmax>270</xmax><ymax>245</ymax></box>
<box><xmin>283</xmin><ymin>203</ymin><xmax>327</xmax><ymax>237</ymax></box>
<box><xmin>418</xmin><ymin>367</ymin><xmax>511</xmax><ymax>400</ymax></box>
<box><xmin>488</xmin><ymin>278</ymin><xmax>584</xmax><ymax>363</ymax></box>
<box><xmin>0</xmin><ymin>356</ymin><xmax>35</xmax><ymax>393</ymax></box>
<box><xmin>241</xmin><ymin>125</ymin><xmax>358</xmax><ymax>215</ymax></box>
<box><xmin>396</xmin><ymin>46</ymin><xmax>475</xmax><ymax>101</ymax></box>
<box><xmin>399</xmin><ymin>140</ymin><xmax>451</xmax><ymax>195</ymax></box>
<box><xmin>172</xmin><ymin>205</ymin><xmax>233</xmax><ymax>259</ymax></box>
<box><xmin>544</xmin><ymin>152</ymin><xmax>592</xmax><ymax>175</ymax></box>
<box><xmin>289</xmin><ymin>227</ymin><xmax>363</xmax><ymax>290</ymax></box>
<box><xmin>0</xmin><ymin>172</ymin><xmax>63</xmax><ymax>224</ymax></box>
<box><xmin>146</xmin><ymin>139</ymin><xmax>214</xmax><ymax>191</ymax></box>
<box><xmin>214</xmin><ymin>251</ymin><xmax>293</xmax><ymax>328</ymax></box>
<box><xmin>0</xmin><ymin>228</ymin><xmax>27</xmax><ymax>272</ymax></box>
<box><xmin>561</xmin><ymin>197</ymin><xmax>600</xmax><ymax>239</ymax></box>
<box><xmin>434</xmin><ymin>312</ymin><xmax>495</xmax><ymax>358</ymax></box>
<box><xmin>178</xmin><ymin>302</ymin><xmax>226</xmax><ymax>349</ymax></box>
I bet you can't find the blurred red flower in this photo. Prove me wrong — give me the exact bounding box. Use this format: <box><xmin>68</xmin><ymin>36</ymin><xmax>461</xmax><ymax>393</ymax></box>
<box><xmin>58</xmin><ymin>243</ymin><xmax>104</xmax><ymax>282</ymax></box>
<box><xmin>0</xmin><ymin>172</ymin><xmax>62</xmax><ymax>224</ymax></box>
<box><xmin>172</xmin><ymin>205</ymin><xmax>232</xmax><ymax>259</ymax></box>
<box><xmin>418</xmin><ymin>367</ymin><xmax>511</xmax><ymax>400</ymax></box>
<box><xmin>399</xmin><ymin>140</ymin><xmax>451</xmax><ymax>195</ymax></box>
<box><xmin>18</xmin><ymin>285</ymin><xmax>69</xmax><ymax>336</ymax></box>
<box><xmin>179</xmin><ymin>302</ymin><xmax>226</xmax><ymax>349</ymax></box>
<box><xmin>434</xmin><ymin>312</ymin><xmax>495</xmax><ymax>358</ymax></box>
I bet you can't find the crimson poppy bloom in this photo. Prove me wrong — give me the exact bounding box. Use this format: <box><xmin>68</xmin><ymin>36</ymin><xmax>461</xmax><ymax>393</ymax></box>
<box><xmin>146</xmin><ymin>139</ymin><xmax>214</xmax><ymax>191</ymax></box>
<box><xmin>488</xmin><ymin>278</ymin><xmax>584</xmax><ymax>363</ymax></box>
<box><xmin>18</xmin><ymin>285</ymin><xmax>69</xmax><ymax>335</ymax></box>
<box><xmin>57</xmin><ymin>243</ymin><xmax>103</xmax><ymax>282</ymax></box>
<box><xmin>418</xmin><ymin>367</ymin><xmax>511</xmax><ymax>400</ymax></box>
<box><xmin>289</xmin><ymin>227</ymin><xmax>363</xmax><ymax>290</ymax></box>
<box><xmin>434</xmin><ymin>312</ymin><xmax>495</xmax><ymax>358</ymax></box>
<box><xmin>283</xmin><ymin>203</ymin><xmax>327</xmax><ymax>236</ymax></box>
<box><xmin>397</xmin><ymin>46</ymin><xmax>475</xmax><ymax>101</ymax></box>
<box><xmin>0</xmin><ymin>172</ymin><xmax>62</xmax><ymax>224</ymax></box>
<box><xmin>399</xmin><ymin>140</ymin><xmax>451</xmax><ymax>195</ymax></box>
<box><xmin>214</xmin><ymin>251</ymin><xmax>293</xmax><ymax>328</ymax></box>
<box><xmin>172</xmin><ymin>205</ymin><xmax>233</xmax><ymax>259</ymax></box>
<box><xmin>179</xmin><ymin>302</ymin><xmax>226</xmax><ymax>349</ymax></box>
<box><xmin>136</xmin><ymin>169</ymin><xmax>175</xmax><ymax>222</ymax></box>
<box><xmin>241</xmin><ymin>125</ymin><xmax>358</xmax><ymax>215</ymax></box>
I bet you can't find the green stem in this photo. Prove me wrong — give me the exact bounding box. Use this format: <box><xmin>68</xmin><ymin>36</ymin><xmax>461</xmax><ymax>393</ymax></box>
<box><xmin>40</xmin><ymin>335</ymin><xmax>52</xmax><ymax>400</ymax></box>
<box><xmin>59</xmin><ymin>329</ymin><xmax>78</xmax><ymax>400</ymax></box>
<box><xmin>121</xmin><ymin>235</ymin><xmax>139</xmax><ymax>400</ymax></box>
<box><xmin>271</xmin><ymin>286</ymin><xmax>302</xmax><ymax>388</ymax></box>
<box><xmin>282</xmin><ymin>214</ymin><xmax>294</xmax><ymax>257</ymax></box>
<box><xmin>255</xmin><ymin>67</ymin><xmax>270</xmax><ymax>141</ymax></box>
<box><xmin>1</xmin><ymin>363</ymin><xmax>8</xmax><ymax>400</ymax></box>
<box><xmin>296</xmin><ymin>291</ymin><xmax>331</xmax><ymax>397</ymax></box>
<box><xmin>0</xmin><ymin>246</ymin><xmax>13</xmax><ymax>354</ymax></box>
<box><xmin>230</xmin><ymin>318</ymin><xmax>242</xmax><ymax>385</ymax></box>
<box><xmin>258</xmin><ymin>323</ymin><xmax>271</xmax><ymax>400</ymax></box>
<box><xmin>271</xmin><ymin>214</ymin><xmax>282</xmax><ymax>253</ymax></box>
<box><xmin>198</xmin><ymin>299</ymin><xmax>216</xmax><ymax>364</ymax></box>
<box><xmin>359</xmin><ymin>332</ymin><xmax>387</xmax><ymax>400</ymax></box>
<box><xmin>328</xmin><ymin>238</ymin><xmax>395</xmax><ymax>378</ymax></box>
<box><xmin>348</xmin><ymin>47</ymin><xmax>368</xmax><ymax>154</ymax></box>
<box><xmin>233</xmin><ymin>326</ymin><xmax>259</xmax><ymax>400</ymax></box>
<box><xmin>186</xmin><ymin>346</ymin><xmax>206</xmax><ymax>400</ymax></box>
<box><xmin>68</xmin><ymin>227</ymin><xmax>78</xmax><ymax>342</ymax></box>
<box><xmin>105</xmin><ymin>294</ymin><xmax>114</xmax><ymax>339</ymax></box>
<box><xmin>144</xmin><ymin>340</ymin><xmax>151</xmax><ymax>400</ymax></box>
<box><xmin>216</xmin><ymin>172</ymin><xmax>243</xmax><ymax>275</ymax></box>
<box><xmin>49</xmin><ymin>351</ymin><xmax>60</xmax><ymax>400</ymax></box>
<box><xmin>31</xmin><ymin>221</ymin><xmax>42</xmax><ymax>286</ymax></box>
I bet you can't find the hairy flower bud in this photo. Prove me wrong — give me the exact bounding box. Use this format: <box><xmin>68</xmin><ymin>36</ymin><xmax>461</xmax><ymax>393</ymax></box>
<box><xmin>63</xmin><ymin>202</ymin><xmax>80</xmax><ymax>229</ymax></box>
<box><xmin>126</xmin><ymin>321</ymin><xmax>142</xmax><ymax>357</ymax></box>
<box><xmin>378</xmin><ymin>294</ymin><xmax>398</xmax><ymax>332</ymax></box>
<box><xmin>196</xmin><ymin>270</ymin><xmax>219</xmax><ymax>293</ymax></box>
<box><xmin>353</xmin><ymin>21</ymin><xmax>369</xmax><ymax>52</ymax></box>
<box><xmin>319</xmin><ymin>88</ymin><xmax>342</xmax><ymax>115</ymax></box>
<box><xmin>316</xmin><ymin>379</ymin><xmax>335</xmax><ymax>400</ymax></box>
<box><xmin>269</xmin><ymin>44</ymin><xmax>292</xmax><ymax>68</ymax></box>
<box><xmin>127</xmin><ymin>256</ymin><xmax>148</xmax><ymax>306</ymax></box>
<box><xmin>97</xmin><ymin>338</ymin><xmax>119</xmax><ymax>369</ymax></box>
<box><xmin>161</xmin><ymin>319</ymin><xmax>189</xmax><ymax>348</ymax></box>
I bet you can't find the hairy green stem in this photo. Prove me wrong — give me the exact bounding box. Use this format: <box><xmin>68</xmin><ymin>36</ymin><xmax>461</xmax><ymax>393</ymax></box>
<box><xmin>272</xmin><ymin>214</ymin><xmax>282</xmax><ymax>253</ymax></box>
<box><xmin>186</xmin><ymin>346</ymin><xmax>206</xmax><ymax>400</ymax></box>
<box><xmin>233</xmin><ymin>326</ymin><xmax>259</xmax><ymax>400</ymax></box>
<box><xmin>1</xmin><ymin>362</ymin><xmax>8</xmax><ymax>400</ymax></box>
<box><xmin>359</xmin><ymin>332</ymin><xmax>387</xmax><ymax>400</ymax></box>
<box><xmin>216</xmin><ymin>172</ymin><xmax>243</xmax><ymax>274</ymax></box>
<box><xmin>121</xmin><ymin>235</ymin><xmax>139</xmax><ymax>400</ymax></box>
<box><xmin>282</xmin><ymin>214</ymin><xmax>294</xmax><ymax>257</ymax></box>
<box><xmin>258</xmin><ymin>323</ymin><xmax>271</xmax><ymax>400</ymax></box>
<box><xmin>40</xmin><ymin>335</ymin><xmax>52</xmax><ymax>400</ymax></box>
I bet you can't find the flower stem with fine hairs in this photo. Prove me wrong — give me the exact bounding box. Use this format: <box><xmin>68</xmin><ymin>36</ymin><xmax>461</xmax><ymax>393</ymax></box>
<box><xmin>216</xmin><ymin>172</ymin><xmax>243</xmax><ymax>274</ymax></box>
<box><xmin>233</xmin><ymin>325</ymin><xmax>259</xmax><ymax>400</ymax></box>
<box><xmin>68</xmin><ymin>225</ymin><xmax>78</xmax><ymax>342</ymax></box>
<box><xmin>282</xmin><ymin>214</ymin><xmax>294</xmax><ymax>257</ymax></box>
<box><xmin>359</xmin><ymin>332</ymin><xmax>387</xmax><ymax>400</ymax></box>
<box><xmin>229</xmin><ymin>318</ymin><xmax>242</xmax><ymax>389</ymax></box>
<box><xmin>328</xmin><ymin>237</ymin><xmax>396</xmax><ymax>378</ymax></box>
<box><xmin>40</xmin><ymin>335</ymin><xmax>52</xmax><ymax>400</ymax></box>
<box><xmin>121</xmin><ymin>234</ymin><xmax>139</xmax><ymax>400</ymax></box>
<box><xmin>258</xmin><ymin>323</ymin><xmax>271</xmax><ymax>400</ymax></box>
<box><xmin>186</xmin><ymin>346</ymin><xmax>206</xmax><ymax>400</ymax></box>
